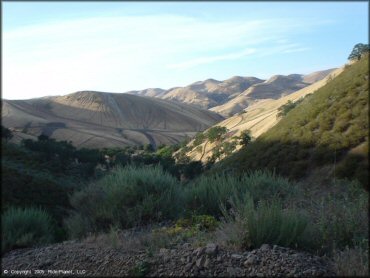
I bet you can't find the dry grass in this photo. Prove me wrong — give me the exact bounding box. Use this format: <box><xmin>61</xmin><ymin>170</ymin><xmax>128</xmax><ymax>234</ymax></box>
<box><xmin>333</xmin><ymin>245</ymin><xmax>369</xmax><ymax>276</ymax></box>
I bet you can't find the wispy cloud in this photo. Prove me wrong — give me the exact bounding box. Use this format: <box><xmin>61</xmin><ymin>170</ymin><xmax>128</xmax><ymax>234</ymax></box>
<box><xmin>167</xmin><ymin>48</ymin><xmax>257</xmax><ymax>70</ymax></box>
<box><xmin>3</xmin><ymin>14</ymin><xmax>329</xmax><ymax>99</ymax></box>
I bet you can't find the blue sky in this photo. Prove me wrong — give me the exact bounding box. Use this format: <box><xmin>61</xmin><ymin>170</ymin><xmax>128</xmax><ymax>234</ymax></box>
<box><xmin>2</xmin><ymin>1</ymin><xmax>369</xmax><ymax>100</ymax></box>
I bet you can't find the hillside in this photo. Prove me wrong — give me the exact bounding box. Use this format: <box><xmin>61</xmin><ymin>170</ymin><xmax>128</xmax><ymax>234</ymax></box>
<box><xmin>128</xmin><ymin>71</ymin><xmax>333</xmax><ymax>112</ymax></box>
<box><xmin>161</xmin><ymin>77</ymin><xmax>264</xmax><ymax>109</ymax></box>
<box><xmin>218</xmin><ymin>55</ymin><xmax>369</xmax><ymax>186</ymax></box>
<box><xmin>210</xmin><ymin>71</ymin><xmax>335</xmax><ymax>116</ymax></box>
<box><xmin>2</xmin><ymin>92</ymin><xmax>223</xmax><ymax>149</ymax></box>
<box><xmin>179</xmin><ymin>67</ymin><xmax>343</xmax><ymax>163</ymax></box>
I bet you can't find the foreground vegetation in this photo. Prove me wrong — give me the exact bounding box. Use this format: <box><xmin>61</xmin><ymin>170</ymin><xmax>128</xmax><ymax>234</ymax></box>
<box><xmin>1</xmin><ymin>47</ymin><xmax>368</xmax><ymax>276</ymax></box>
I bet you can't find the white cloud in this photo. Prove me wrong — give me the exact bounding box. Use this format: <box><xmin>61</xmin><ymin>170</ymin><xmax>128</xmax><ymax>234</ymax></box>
<box><xmin>3</xmin><ymin>15</ymin><xmax>324</xmax><ymax>99</ymax></box>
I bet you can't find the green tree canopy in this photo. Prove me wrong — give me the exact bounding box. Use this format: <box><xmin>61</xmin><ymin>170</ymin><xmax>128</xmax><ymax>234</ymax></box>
<box><xmin>1</xmin><ymin>126</ymin><xmax>13</xmax><ymax>142</ymax></box>
<box><xmin>348</xmin><ymin>43</ymin><xmax>370</xmax><ymax>61</ymax></box>
<box><xmin>206</xmin><ymin>126</ymin><xmax>228</xmax><ymax>143</ymax></box>
<box><xmin>237</xmin><ymin>130</ymin><xmax>252</xmax><ymax>147</ymax></box>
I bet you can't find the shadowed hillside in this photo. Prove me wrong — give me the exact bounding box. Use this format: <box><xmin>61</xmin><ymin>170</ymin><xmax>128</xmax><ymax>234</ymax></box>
<box><xmin>217</xmin><ymin>55</ymin><xmax>369</xmax><ymax>186</ymax></box>
<box><xmin>2</xmin><ymin>92</ymin><xmax>223</xmax><ymax>149</ymax></box>
<box><xmin>177</xmin><ymin>67</ymin><xmax>343</xmax><ymax>163</ymax></box>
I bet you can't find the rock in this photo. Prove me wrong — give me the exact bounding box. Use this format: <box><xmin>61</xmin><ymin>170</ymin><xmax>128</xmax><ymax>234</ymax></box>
<box><xmin>183</xmin><ymin>243</ymin><xmax>191</xmax><ymax>249</ymax></box>
<box><xmin>205</xmin><ymin>243</ymin><xmax>219</xmax><ymax>256</ymax></box>
<box><xmin>184</xmin><ymin>262</ymin><xmax>193</xmax><ymax>271</ymax></box>
<box><xmin>244</xmin><ymin>254</ymin><xmax>257</xmax><ymax>266</ymax></box>
<box><xmin>159</xmin><ymin>248</ymin><xmax>169</xmax><ymax>255</ymax></box>
<box><xmin>196</xmin><ymin>256</ymin><xmax>206</xmax><ymax>268</ymax></box>
<box><xmin>231</xmin><ymin>254</ymin><xmax>243</xmax><ymax>260</ymax></box>
<box><xmin>194</xmin><ymin>247</ymin><xmax>205</xmax><ymax>257</ymax></box>
<box><xmin>204</xmin><ymin>257</ymin><xmax>211</xmax><ymax>269</ymax></box>
<box><xmin>260</xmin><ymin>244</ymin><xmax>271</xmax><ymax>251</ymax></box>
<box><xmin>227</xmin><ymin>267</ymin><xmax>242</xmax><ymax>276</ymax></box>
<box><xmin>39</xmin><ymin>259</ymin><xmax>53</xmax><ymax>268</ymax></box>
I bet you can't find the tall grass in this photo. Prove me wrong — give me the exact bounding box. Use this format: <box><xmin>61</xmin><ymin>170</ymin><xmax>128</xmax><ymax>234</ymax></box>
<box><xmin>66</xmin><ymin>165</ymin><xmax>183</xmax><ymax>238</ymax></box>
<box><xmin>2</xmin><ymin>207</ymin><xmax>54</xmax><ymax>253</ymax></box>
<box><xmin>185</xmin><ymin>173</ymin><xmax>244</xmax><ymax>216</ymax></box>
<box><xmin>302</xmin><ymin>179</ymin><xmax>368</xmax><ymax>253</ymax></box>
<box><xmin>185</xmin><ymin>170</ymin><xmax>298</xmax><ymax>216</ymax></box>
<box><xmin>219</xmin><ymin>193</ymin><xmax>308</xmax><ymax>249</ymax></box>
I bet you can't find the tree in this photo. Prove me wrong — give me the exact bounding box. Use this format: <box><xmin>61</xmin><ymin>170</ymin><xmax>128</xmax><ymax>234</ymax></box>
<box><xmin>37</xmin><ymin>134</ymin><xmax>49</xmax><ymax>141</ymax></box>
<box><xmin>1</xmin><ymin>126</ymin><xmax>13</xmax><ymax>142</ymax></box>
<box><xmin>237</xmin><ymin>130</ymin><xmax>252</xmax><ymax>147</ymax></box>
<box><xmin>206</xmin><ymin>126</ymin><xmax>228</xmax><ymax>143</ymax></box>
<box><xmin>143</xmin><ymin>143</ymin><xmax>154</xmax><ymax>152</ymax></box>
<box><xmin>348</xmin><ymin>43</ymin><xmax>370</xmax><ymax>61</ymax></box>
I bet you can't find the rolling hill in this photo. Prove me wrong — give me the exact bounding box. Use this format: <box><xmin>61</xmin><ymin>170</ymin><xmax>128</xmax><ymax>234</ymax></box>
<box><xmin>178</xmin><ymin>67</ymin><xmax>343</xmax><ymax>163</ymax></box>
<box><xmin>217</xmin><ymin>55</ymin><xmax>368</xmax><ymax>186</ymax></box>
<box><xmin>2</xmin><ymin>91</ymin><xmax>223</xmax><ymax>149</ymax></box>
<box><xmin>126</xmin><ymin>70</ymin><xmax>334</xmax><ymax>114</ymax></box>
<box><xmin>161</xmin><ymin>77</ymin><xmax>264</xmax><ymax>109</ymax></box>
<box><xmin>210</xmin><ymin>70</ymin><xmax>336</xmax><ymax>116</ymax></box>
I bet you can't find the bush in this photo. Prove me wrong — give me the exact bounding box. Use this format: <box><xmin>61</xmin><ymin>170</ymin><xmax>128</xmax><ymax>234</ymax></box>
<box><xmin>175</xmin><ymin>214</ymin><xmax>218</xmax><ymax>231</ymax></box>
<box><xmin>185</xmin><ymin>173</ymin><xmax>244</xmax><ymax>216</ymax></box>
<box><xmin>66</xmin><ymin>165</ymin><xmax>184</xmax><ymax>237</ymax></box>
<box><xmin>2</xmin><ymin>207</ymin><xmax>54</xmax><ymax>252</ymax></box>
<box><xmin>185</xmin><ymin>170</ymin><xmax>298</xmax><ymax>217</ymax></box>
<box><xmin>333</xmin><ymin>243</ymin><xmax>369</xmax><ymax>276</ymax></box>
<box><xmin>206</xmin><ymin>126</ymin><xmax>227</xmax><ymax>143</ymax></box>
<box><xmin>308</xmin><ymin>180</ymin><xmax>368</xmax><ymax>252</ymax></box>
<box><xmin>220</xmin><ymin>194</ymin><xmax>308</xmax><ymax>249</ymax></box>
<box><xmin>241</xmin><ymin>170</ymin><xmax>299</xmax><ymax>203</ymax></box>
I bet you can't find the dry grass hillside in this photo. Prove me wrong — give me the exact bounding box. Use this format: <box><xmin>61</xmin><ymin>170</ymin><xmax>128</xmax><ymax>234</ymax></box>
<box><xmin>218</xmin><ymin>54</ymin><xmax>368</xmax><ymax>185</ymax></box>
<box><xmin>161</xmin><ymin>77</ymin><xmax>264</xmax><ymax>109</ymax></box>
<box><xmin>181</xmin><ymin>67</ymin><xmax>343</xmax><ymax>163</ymax></box>
<box><xmin>210</xmin><ymin>70</ymin><xmax>335</xmax><ymax>116</ymax></box>
<box><xmin>2</xmin><ymin>91</ymin><xmax>223</xmax><ymax>149</ymax></box>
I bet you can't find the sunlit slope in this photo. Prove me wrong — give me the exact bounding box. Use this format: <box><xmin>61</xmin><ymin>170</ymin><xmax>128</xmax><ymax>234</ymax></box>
<box><xmin>183</xmin><ymin>67</ymin><xmax>344</xmax><ymax>162</ymax></box>
<box><xmin>2</xmin><ymin>92</ymin><xmax>223</xmax><ymax>149</ymax></box>
<box><xmin>211</xmin><ymin>70</ymin><xmax>335</xmax><ymax>116</ymax></box>
<box><xmin>219</xmin><ymin>56</ymin><xmax>369</xmax><ymax>185</ymax></box>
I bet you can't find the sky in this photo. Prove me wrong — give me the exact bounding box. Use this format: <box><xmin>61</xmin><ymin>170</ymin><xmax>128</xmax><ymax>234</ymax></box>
<box><xmin>2</xmin><ymin>1</ymin><xmax>369</xmax><ymax>100</ymax></box>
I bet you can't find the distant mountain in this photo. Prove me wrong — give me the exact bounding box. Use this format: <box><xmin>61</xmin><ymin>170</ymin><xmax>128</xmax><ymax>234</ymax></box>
<box><xmin>127</xmin><ymin>70</ymin><xmax>334</xmax><ymax>114</ymax></box>
<box><xmin>211</xmin><ymin>70</ymin><xmax>336</xmax><ymax>116</ymax></box>
<box><xmin>302</xmin><ymin>68</ymin><xmax>336</xmax><ymax>84</ymax></box>
<box><xmin>179</xmin><ymin>67</ymin><xmax>344</xmax><ymax>163</ymax></box>
<box><xmin>2</xmin><ymin>91</ymin><xmax>223</xmax><ymax>149</ymax></box>
<box><xmin>126</xmin><ymin>88</ymin><xmax>167</xmax><ymax>98</ymax></box>
<box><xmin>129</xmin><ymin>76</ymin><xmax>264</xmax><ymax>109</ymax></box>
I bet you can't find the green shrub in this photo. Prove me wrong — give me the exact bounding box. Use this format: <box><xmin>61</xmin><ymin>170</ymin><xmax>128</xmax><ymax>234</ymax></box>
<box><xmin>220</xmin><ymin>194</ymin><xmax>308</xmax><ymax>249</ymax></box>
<box><xmin>66</xmin><ymin>165</ymin><xmax>183</xmax><ymax>237</ymax></box>
<box><xmin>185</xmin><ymin>170</ymin><xmax>298</xmax><ymax>217</ymax></box>
<box><xmin>193</xmin><ymin>132</ymin><xmax>206</xmax><ymax>146</ymax></box>
<box><xmin>2</xmin><ymin>207</ymin><xmax>54</xmax><ymax>252</ymax></box>
<box><xmin>309</xmin><ymin>180</ymin><xmax>368</xmax><ymax>252</ymax></box>
<box><xmin>185</xmin><ymin>173</ymin><xmax>244</xmax><ymax>216</ymax></box>
<box><xmin>176</xmin><ymin>214</ymin><xmax>218</xmax><ymax>231</ymax></box>
<box><xmin>241</xmin><ymin>170</ymin><xmax>299</xmax><ymax>203</ymax></box>
<box><xmin>206</xmin><ymin>126</ymin><xmax>227</xmax><ymax>143</ymax></box>
<box><xmin>333</xmin><ymin>243</ymin><xmax>369</xmax><ymax>276</ymax></box>
<box><xmin>128</xmin><ymin>261</ymin><xmax>151</xmax><ymax>277</ymax></box>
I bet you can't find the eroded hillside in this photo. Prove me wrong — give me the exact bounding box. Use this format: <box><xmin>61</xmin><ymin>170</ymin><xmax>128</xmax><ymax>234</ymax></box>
<box><xmin>178</xmin><ymin>67</ymin><xmax>343</xmax><ymax>164</ymax></box>
<box><xmin>2</xmin><ymin>92</ymin><xmax>223</xmax><ymax>149</ymax></box>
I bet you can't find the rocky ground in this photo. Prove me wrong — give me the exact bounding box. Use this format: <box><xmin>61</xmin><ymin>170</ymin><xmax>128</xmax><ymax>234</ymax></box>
<box><xmin>2</xmin><ymin>239</ymin><xmax>335</xmax><ymax>277</ymax></box>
